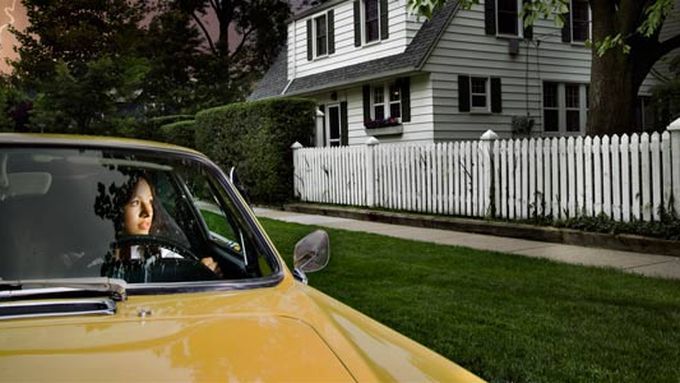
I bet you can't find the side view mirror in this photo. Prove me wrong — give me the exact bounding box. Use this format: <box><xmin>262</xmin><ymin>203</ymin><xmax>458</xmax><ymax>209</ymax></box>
<box><xmin>293</xmin><ymin>230</ymin><xmax>330</xmax><ymax>284</ymax></box>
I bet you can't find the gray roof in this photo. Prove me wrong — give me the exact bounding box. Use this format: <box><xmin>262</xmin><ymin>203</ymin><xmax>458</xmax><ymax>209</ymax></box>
<box><xmin>249</xmin><ymin>0</ymin><xmax>459</xmax><ymax>100</ymax></box>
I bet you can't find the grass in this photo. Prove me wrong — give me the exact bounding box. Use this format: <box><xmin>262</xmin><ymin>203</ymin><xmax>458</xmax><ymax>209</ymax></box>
<box><xmin>259</xmin><ymin>217</ymin><xmax>680</xmax><ymax>383</ymax></box>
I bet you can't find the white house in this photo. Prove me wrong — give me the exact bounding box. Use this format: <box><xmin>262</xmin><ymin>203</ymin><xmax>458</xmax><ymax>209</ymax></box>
<box><xmin>249</xmin><ymin>0</ymin><xmax>678</xmax><ymax>146</ymax></box>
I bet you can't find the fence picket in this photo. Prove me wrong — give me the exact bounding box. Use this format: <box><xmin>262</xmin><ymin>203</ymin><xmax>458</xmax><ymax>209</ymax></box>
<box><xmin>559</xmin><ymin>137</ymin><xmax>567</xmax><ymax>219</ymax></box>
<box><xmin>662</xmin><ymin>131</ymin><xmax>672</xmax><ymax>213</ymax></box>
<box><xmin>631</xmin><ymin>134</ymin><xmax>641</xmax><ymax>220</ymax></box>
<box><xmin>543</xmin><ymin>139</ymin><xmax>551</xmax><ymax>217</ymax></box>
<box><xmin>621</xmin><ymin>134</ymin><xmax>631</xmax><ymax>222</ymax></box>
<box><xmin>454</xmin><ymin>142</ymin><xmax>460</xmax><ymax>215</ymax></box>
<box><xmin>536</xmin><ymin>138</ymin><xmax>544</xmax><ymax>216</ymax></box>
<box><xmin>508</xmin><ymin>140</ymin><xmax>515</xmax><ymax>219</ymax></box>
<box><xmin>567</xmin><ymin>137</ymin><xmax>576</xmax><ymax>217</ymax></box>
<box><xmin>500</xmin><ymin>140</ymin><xmax>508</xmax><ymax>218</ymax></box>
<box><xmin>602</xmin><ymin>135</ymin><xmax>612</xmax><ymax>218</ymax></box>
<box><xmin>651</xmin><ymin>132</ymin><xmax>662</xmax><ymax>221</ymax></box>
<box><xmin>584</xmin><ymin>136</ymin><xmax>593</xmax><ymax>216</ymax></box>
<box><xmin>551</xmin><ymin>138</ymin><xmax>560</xmax><ymax>218</ymax></box>
<box><xmin>516</xmin><ymin>140</ymin><xmax>523</xmax><ymax>218</ymax></box>
<box><xmin>611</xmin><ymin>135</ymin><xmax>621</xmax><ymax>220</ymax></box>
<box><xmin>641</xmin><ymin>133</ymin><xmax>651</xmax><ymax>221</ymax></box>
<box><xmin>575</xmin><ymin>137</ymin><xmax>584</xmax><ymax>216</ymax></box>
<box><xmin>529</xmin><ymin>138</ymin><xmax>536</xmax><ymax>217</ymax></box>
<box><xmin>593</xmin><ymin>136</ymin><xmax>602</xmax><ymax>216</ymax></box>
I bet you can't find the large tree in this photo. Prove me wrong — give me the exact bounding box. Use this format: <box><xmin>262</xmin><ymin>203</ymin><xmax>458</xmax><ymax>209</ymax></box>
<box><xmin>409</xmin><ymin>0</ymin><xmax>680</xmax><ymax>135</ymax></box>
<box><xmin>10</xmin><ymin>0</ymin><xmax>150</xmax><ymax>134</ymax></box>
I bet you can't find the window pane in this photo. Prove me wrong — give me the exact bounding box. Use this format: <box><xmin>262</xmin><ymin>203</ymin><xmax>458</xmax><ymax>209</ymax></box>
<box><xmin>572</xmin><ymin>0</ymin><xmax>589</xmax><ymax>42</ymax></box>
<box><xmin>566</xmin><ymin>84</ymin><xmax>579</xmax><ymax>108</ymax></box>
<box><xmin>365</xmin><ymin>0</ymin><xmax>379</xmax><ymax>42</ymax></box>
<box><xmin>374</xmin><ymin>105</ymin><xmax>385</xmax><ymax>120</ymax></box>
<box><xmin>390</xmin><ymin>103</ymin><xmax>401</xmax><ymax>118</ymax></box>
<box><xmin>543</xmin><ymin>82</ymin><xmax>558</xmax><ymax>108</ymax></box>
<box><xmin>471</xmin><ymin>77</ymin><xmax>487</xmax><ymax>93</ymax></box>
<box><xmin>373</xmin><ymin>86</ymin><xmax>384</xmax><ymax>104</ymax></box>
<box><xmin>566</xmin><ymin>110</ymin><xmax>580</xmax><ymax>131</ymax></box>
<box><xmin>472</xmin><ymin>95</ymin><xmax>487</xmax><ymax>108</ymax></box>
<box><xmin>389</xmin><ymin>84</ymin><xmax>401</xmax><ymax>102</ymax></box>
<box><xmin>497</xmin><ymin>0</ymin><xmax>518</xmax><ymax>35</ymax></box>
<box><xmin>544</xmin><ymin>110</ymin><xmax>558</xmax><ymax>131</ymax></box>
<box><xmin>316</xmin><ymin>15</ymin><xmax>327</xmax><ymax>56</ymax></box>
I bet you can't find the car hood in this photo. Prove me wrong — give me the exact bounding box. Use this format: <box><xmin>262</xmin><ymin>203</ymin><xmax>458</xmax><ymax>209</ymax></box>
<box><xmin>0</xmin><ymin>279</ymin><xmax>483</xmax><ymax>382</ymax></box>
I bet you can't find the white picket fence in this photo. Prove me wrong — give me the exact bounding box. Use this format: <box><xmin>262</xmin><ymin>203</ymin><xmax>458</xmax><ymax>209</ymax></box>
<box><xmin>292</xmin><ymin>123</ymin><xmax>680</xmax><ymax>222</ymax></box>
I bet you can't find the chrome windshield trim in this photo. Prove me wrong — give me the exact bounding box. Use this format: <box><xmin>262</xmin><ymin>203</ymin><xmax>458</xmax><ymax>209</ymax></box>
<box><xmin>0</xmin><ymin>278</ymin><xmax>127</xmax><ymax>301</ymax></box>
<box><xmin>0</xmin><ymin>298</ymin><xmax>116</xmax><ymax>320</ymax></box>
<box><xmin>125</xmin><ymin>272</ymin><xmax>284</xmax><ymax>295</ymax></box>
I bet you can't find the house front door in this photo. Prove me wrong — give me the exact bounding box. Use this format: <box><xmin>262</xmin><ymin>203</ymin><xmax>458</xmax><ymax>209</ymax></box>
<box><xmin>326</xmin><ymin>104</ymin><xmax>341</xmax><ymax>147</ymax></box>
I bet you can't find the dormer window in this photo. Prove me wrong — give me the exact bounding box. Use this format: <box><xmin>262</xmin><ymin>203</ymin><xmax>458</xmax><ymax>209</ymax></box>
<box><xmin>315</xmin><ymin>14</ymin><xmax>328</xmax><ymax>56</ymax></box>
<box><xmin>306</xmin><ymin>10</ymin><xmax>335</xmax><ymax>60</ymax></box>
<box><xmin>365</xmin><ymin>0</ymin><xmax>380</xmax><ymax>43</ymax></box>
<box><xmin>353</xmin><ymin>0</ymin><xmax>389</xmax><ymax>47</ymax></box>
<box><xmin>497</xmin><ymin>0</ymin><xmax>519</xmax><ymax>36</ymax></box>
<box><xmin>561</xmin><ymin>0</ymin><xmax>591</xmax><ymax>43</ymax></box>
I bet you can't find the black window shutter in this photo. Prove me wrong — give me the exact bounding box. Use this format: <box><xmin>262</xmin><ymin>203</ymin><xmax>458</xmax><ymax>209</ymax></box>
<box><xmin>328</xmin><ymin>10</ymin><xmax>335</xmax><ymax>54</ymax></box>
<box><xmin>562</xmin><ymin>9</ymin><xmax>572</xmax><ymax>42</ymax></box>
<box><xmin>522</xmin><ymin>0</ymin><xmax>533</xmax><ymax>40</ymax></box>
<box><xmin>458</xmin><ymin>75</ymin><xmax>470</xmax><ymax>112</ymax></box>
<box><xmin>362</xmin><ymin>85</ymin><xmax>371</xmax><ymax>125</ymax></box>
<box><xmin>319</xmin><ymin>104</ymin><xmax>326</xmax><ymax>145</ymax></box>
<box><xmin>485</xmin><ymin>0</ymin><xmax>496</xmax><ymax>35</ymax></box>
<box><xmin>380</xmin><ymin>0</ymin><xmax>389</xmax><ymax>40</ymax></box>
<box><xmin>306</xmin><ymin>19</ymin><xmax>313</xmax><ymax>60</ymax></box>
<box><xmin>400</xmin><ymin>77</ymin><xmax>411</xmax><ymax>122</ymax></box>
<box><xmin>491</xmin><ymin>77</ymin><xmax>502</xmax><ymax>113</ymax></box>
<box><xmin>354</xmin><ymin>1</ymin><xmax>362</xmax><ymax>47</ymax></box>
<box><xmin>341</xmin><ymin>101</ymin><xmax>348</xmax><ymax>146</ymax></box>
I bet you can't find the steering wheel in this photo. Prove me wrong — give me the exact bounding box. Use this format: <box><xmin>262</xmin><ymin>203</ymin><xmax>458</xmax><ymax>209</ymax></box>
<box><xmin>113</xmin><ymin>235</ymin><xmax>200</xmax><ymax>261</ymax></box>
<box><xmin>100</xmin><ymin>235</ymin><xmax>220</xmax><ymax>283</ymax></box>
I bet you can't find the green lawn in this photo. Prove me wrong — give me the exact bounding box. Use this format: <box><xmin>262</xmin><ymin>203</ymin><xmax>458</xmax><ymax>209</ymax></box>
<box><xmin>259</xmin><ymin>217</ymin><xmax>680</xmax><ymax>383</ymax></box>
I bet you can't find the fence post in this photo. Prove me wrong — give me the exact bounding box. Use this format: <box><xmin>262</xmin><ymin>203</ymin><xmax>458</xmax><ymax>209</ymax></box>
<box><xmin>291</xmin><ymin>141</ymin><xmax>303</xmax><ymax>200</ymax></box>
<box><xmin>480</xmin><ymin>129</ymin><xmax>499</xmax><ymax>217</ymax></box>
<box><xmin>365</xmin><ymin>136</ymin><xmax>380</xmax><ymax>207</ymax></box>
<box><xmin>669</xmin><ymin>119</ymin><xmax>680</xmax><ymax>215</ymax></box>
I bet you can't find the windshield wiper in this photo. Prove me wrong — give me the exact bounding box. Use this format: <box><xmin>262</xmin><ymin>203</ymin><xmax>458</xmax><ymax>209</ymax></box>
<box><xmin>0</xmin><ymin>278</ymin><xmax>127</xmax><ymax>302</ymax></box>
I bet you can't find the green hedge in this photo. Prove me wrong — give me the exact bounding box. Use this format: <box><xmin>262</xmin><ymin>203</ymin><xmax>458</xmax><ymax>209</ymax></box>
<box><xmin>119</xmin><ymin>114</ymin><xmax>195</xmax><ymax>141</ymax></box>
<box><xmin>159</xmin><ymin>120</ymin><xmax>196</xmax><ymax>149</ymax></box>
<box><xmin>195</xmin><ymin>97</ymin><xmax>315</xmax><ymax>205</ymax></box>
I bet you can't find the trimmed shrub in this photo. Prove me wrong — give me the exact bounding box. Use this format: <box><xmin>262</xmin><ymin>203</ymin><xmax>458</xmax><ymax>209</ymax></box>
<box><xmin>195</xmin><ymin>97</ymin><xmax>315</xmax><ymax>205</ymax></box>
<box><xmin>159</xmin><ymin>120</ymin><xmax>196</xmax><ymax>149</ymax></box>
<box><xmin>119</xmin><ymin>114</ymin><xmax>195</xmax><ymax>141</ymax></box>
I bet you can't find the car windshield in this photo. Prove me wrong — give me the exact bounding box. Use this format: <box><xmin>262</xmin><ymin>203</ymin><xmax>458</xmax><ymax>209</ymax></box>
<box><xmin>0</xmin><ymin>147</ymin><xmax>278</xmax><ymax>285</ymax></box>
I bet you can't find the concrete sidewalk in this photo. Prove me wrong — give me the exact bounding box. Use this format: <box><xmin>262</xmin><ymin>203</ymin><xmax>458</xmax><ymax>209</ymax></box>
<box><xmin>254</xmin><ymin>207</ymin><xmax>680</xmax><ymax>280</ymax></box>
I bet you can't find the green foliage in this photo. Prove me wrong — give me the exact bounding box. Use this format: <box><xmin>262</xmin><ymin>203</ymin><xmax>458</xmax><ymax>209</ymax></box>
<box><xmin>195</xmin><ymin>98</ymin><xmax>315</xmax><ymax>205</ymax></box>
<box><xmin>159</xmin><ymin>120</ymin><xmax>197</xmax><ymax>149</ymax></box>
<box><xmin>550</xmin><ymin>212</ymin><xmax>680</xmax><ymax>241</ymax></box>
<box><xmin>118</xmin><ymin>114</ymin><xmax>195</xmax><ymax>141</ymax></box>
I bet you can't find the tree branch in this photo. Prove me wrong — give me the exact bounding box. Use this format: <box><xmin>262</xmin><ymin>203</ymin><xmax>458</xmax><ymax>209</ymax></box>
<box><xmin>191</xmin><ymin>11</ymin><xmax>218</xmax><ymax>55</ymax></box>
<box><xmin>230</xmin><ymin>27</ymin><xmax>255</xmax><ymax>59</ymax></box>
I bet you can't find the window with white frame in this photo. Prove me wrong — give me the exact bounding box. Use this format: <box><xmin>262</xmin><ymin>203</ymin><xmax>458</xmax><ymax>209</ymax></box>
<box><xmin>365</xmin><ymin>0</ymin><xmax>380</xmax><ymax>43</ymax></box>
<box><xmin>373</xmin><ymin>86</ymin><xmax>385</xmax><ymax>120</ymax></box>
<box><xmin>571</xmin><ymin>0</ymin><xmax>590</xmax><ymax>42</ymax></box>
<box><xmin>315</xmin><ymin>14</ymin><xmax>327</xmax><ymax>56</ymax></box>
<box><xmin>371</xmin><ymin>82</ymin><xmax>401</xmax><ymax>120</ymax></box>
<box><xmin>543</xmin><ymin>82</ymin><xmax>589</xmax><ymax>134</ymax></box>
<box><xmin>470</xmin><ymin>77</ymin><xmax>489</xmax><ymax>111</ymax></box>
<box><xmin>497</xmin><ymin>0</ymin><xmax>519</xmax><ymax>36</ymax></box>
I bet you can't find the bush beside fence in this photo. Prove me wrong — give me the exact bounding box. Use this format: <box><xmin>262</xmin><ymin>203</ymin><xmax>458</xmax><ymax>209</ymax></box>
<box><xmin>196</xmin><ymin>97</ymin><xmax>315</xmax><ymax>205</ymax></box>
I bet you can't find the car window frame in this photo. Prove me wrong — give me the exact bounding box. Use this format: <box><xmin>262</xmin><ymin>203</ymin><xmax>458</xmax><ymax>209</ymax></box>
<box><xmin>0</xmin><ymin>140</ymin><xmax>285</xmax><ymax>294</ymax></box>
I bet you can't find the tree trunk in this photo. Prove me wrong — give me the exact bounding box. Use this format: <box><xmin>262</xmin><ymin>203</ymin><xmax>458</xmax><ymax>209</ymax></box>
<box><xmin>587</xmin><ymin>49</ymin><xmax>638</xmax><ymax>135</ymax></box>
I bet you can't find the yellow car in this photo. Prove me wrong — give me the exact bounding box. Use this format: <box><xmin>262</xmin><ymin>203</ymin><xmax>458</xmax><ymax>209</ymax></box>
<box><xmin>0</xmin><ymin>134</ymin><xmax>483</xmax><ymax>382</ymax></box>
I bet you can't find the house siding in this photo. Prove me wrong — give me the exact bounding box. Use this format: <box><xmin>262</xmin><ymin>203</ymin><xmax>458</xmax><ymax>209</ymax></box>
<box><xmin>289</xmin><ymin>0</ymin><xmax>422</xmax><ymax>79</ymax></box>
<box><xmin>423</xmin><ymin>0</ymin><xmax>678</xmax><ymax>140</ymax></box>
<box><xmin>308</xmin><ymin>73</ymin><xmax>434</xmax><ymax>146</ymax></box>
